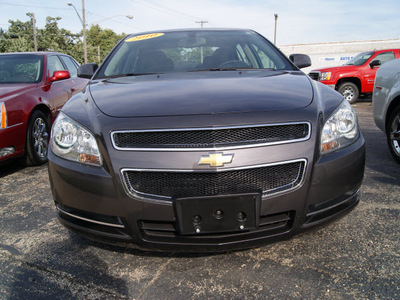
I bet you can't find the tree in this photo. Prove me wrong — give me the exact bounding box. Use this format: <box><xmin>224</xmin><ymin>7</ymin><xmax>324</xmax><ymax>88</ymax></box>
<box><xmin>0</xmin><ymin>14</ymin><xmax>125</xmax><ymax>64</ymax></box>
<box><xmin>86</xmin><ymin>24</ymin><xmax>125</xmax><ymax>62</ymax></box>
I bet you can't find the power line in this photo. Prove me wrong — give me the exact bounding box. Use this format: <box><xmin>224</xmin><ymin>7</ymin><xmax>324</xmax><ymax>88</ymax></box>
<box><xmin>128</xmin><ymin>0</ymin><xmax>200</xmax><ymax>22</ymax></box>
<box><xmin>0</xmin><ymin>2</ymin><xmax>70</xmax><ymax>10</ymax></box>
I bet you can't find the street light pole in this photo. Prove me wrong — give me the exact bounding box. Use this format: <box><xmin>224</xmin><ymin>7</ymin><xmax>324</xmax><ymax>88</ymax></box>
<box><xmin>67</xmin><ymin>1</ymin><xmax>87</xmax><ymax>63</ymax></box>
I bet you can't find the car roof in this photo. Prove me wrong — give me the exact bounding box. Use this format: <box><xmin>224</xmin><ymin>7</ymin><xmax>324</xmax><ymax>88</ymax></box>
<box><xmin>0</xmin><ymin>51</ymin><xmax>71</xmax><ymax>57</ymax></box>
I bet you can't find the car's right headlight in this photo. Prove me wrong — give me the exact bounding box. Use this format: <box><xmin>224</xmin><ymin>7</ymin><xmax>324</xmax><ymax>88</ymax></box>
<box><xmin>320</xmin><ymin>100</ymin><xmax>359</xmax><ymax>154</ymax></box>
<box><xmin>51</xmin><ymin>112</ymin><xmax>102</xmax><ymax>166</ymax></box>
<box><xmin>320</xmin><ymin>72</ymin><xmax>331</xmax><ymax>81</ymax></box>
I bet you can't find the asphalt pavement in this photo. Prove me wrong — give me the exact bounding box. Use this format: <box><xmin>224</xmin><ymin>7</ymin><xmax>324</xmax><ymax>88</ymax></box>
<box><xmin>0</xmin><ymin>99</ymin><xmax>399</xmax><ymax>299</ymax></box>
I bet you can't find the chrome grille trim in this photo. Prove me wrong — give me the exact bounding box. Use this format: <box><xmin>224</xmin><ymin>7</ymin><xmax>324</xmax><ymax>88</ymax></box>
<box><xmin>121</xmin><ymin>159</ymin><xmax>307</xmax><ymax>201</ymax></box>
<box><xmin>111</xmin><ymin>122</ymin><xmax>311</xmax><ymax>151</ymax></box>
<box><xmin>57</xmin><ymin>207</ymin><xmax>125</xmax><ymax>228</ymax></box>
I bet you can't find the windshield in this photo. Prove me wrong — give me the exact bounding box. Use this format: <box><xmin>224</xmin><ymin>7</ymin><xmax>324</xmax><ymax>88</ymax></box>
<box><xmin>95</xmin><ymin>30</ymin><xmax>294</xmax><ymax>78</ymax></box>
<box><xmin>0</xmin><ymin>54</ymin><xmax>44</xmax><ymax>83</ymax></box>
<box><xmin>344</xmin><ymin>52</ymin><xmax>373</xmax><ymax>66</ymax></box>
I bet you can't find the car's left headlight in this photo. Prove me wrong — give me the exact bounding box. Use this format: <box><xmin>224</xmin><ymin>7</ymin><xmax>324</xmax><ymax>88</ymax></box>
<box><xmin>320</xmin><ymin>72</ymin><xmax>331</xmax><ymax>81</ymax></box>
<box><xmin>321</xmin><ymin>100</ymin><xmax>359</xmax><ymax>154</ymax></box>
<box><xmin>51</xmin><ymin>112</ymin><xmax>102</xmax><ymax>166</ymax></box>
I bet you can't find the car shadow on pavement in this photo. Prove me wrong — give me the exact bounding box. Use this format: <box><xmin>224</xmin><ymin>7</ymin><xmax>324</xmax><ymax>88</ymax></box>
<box><xmin>6</xmin><ymin>236</ymin><xmax>129</xmax><ymax>299</ymax></box>
<box><xmin>0</xmin><ymin>160</ymin><xmax>26</xmax><ymax>178</ymax></box>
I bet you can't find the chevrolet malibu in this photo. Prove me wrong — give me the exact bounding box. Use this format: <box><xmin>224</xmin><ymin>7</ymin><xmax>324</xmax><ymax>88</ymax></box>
<box><xmin>48</xmin><ymin>29</ymin><xmax>365</xmax><ymax>252</ymax></box>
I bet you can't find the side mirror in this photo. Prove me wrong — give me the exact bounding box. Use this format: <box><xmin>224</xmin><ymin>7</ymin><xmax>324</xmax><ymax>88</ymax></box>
<box><xmin>78</xmin><ymin>63</ymin><xmax>99</xmax><ymax>79</ymax></box>
<box><xmin>369</xmin><ymin>60</ymin><xmax>381</xmax><ymax>68</ymax></box>
<box><xmin>49</xmin><ymin>70</ymin><xmax>71</xmax><ymax>83</ymax></box>
<box><xmin>289</xmin><ymin>54</ymin><xmax>312</xmax><ymax>69</ymax></box>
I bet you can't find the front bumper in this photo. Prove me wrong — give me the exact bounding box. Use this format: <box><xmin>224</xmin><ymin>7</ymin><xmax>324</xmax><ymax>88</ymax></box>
<box><xmin>48</xmin><ymin>132</ymin><xmax>365</xmax><ymax>252</ymax></box>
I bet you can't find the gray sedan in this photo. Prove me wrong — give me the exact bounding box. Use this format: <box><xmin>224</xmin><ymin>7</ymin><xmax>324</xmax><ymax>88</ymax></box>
<box><xmin>373</xmin><ymin>58</ymin><xmax>400</xmax><ymax>163</ymax></box>
<box><xmin>48</xmin><ymin>29</ymin><xmax>365</xmax><ymax>252</ymax></box>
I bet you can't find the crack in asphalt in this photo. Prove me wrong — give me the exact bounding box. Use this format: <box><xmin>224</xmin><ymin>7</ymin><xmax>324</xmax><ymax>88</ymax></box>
<box><xmin>136</xmin><ymin>258</ymin><xmax>173</xmax><ymax>300</ymax></box>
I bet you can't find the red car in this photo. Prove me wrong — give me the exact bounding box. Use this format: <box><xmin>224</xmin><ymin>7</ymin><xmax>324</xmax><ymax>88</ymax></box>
<box><xmin>309</xmin><ymin>49</ymin><xmax>400</xmax><ymax>103</ymax></box>
<box><xmin>0</xmin><ymin>52</ymin><xmax>88</xmax><ymax>165</ymax></box>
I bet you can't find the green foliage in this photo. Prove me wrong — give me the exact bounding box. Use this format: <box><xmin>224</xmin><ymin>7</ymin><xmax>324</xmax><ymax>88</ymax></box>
<box><xmin>0</xmin><ymin>13</ymin><xmax>125</xmax><ymax>64</ymax></box>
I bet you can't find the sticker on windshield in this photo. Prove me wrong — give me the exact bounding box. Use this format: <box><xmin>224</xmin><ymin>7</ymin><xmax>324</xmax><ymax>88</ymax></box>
<box><xmin>126</xmin><ymin>33</ymin><xmax>164</xmax><ymax>42</ymax></box>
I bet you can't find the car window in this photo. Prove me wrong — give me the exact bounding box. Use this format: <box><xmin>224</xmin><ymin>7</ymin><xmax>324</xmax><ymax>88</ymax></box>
<box><xmin>96</xmin><ymin>30</ymin><xmax>294</xmax><ymax>78</ymax></box>
<box><xmin>344</xmin><ymin>52</ymin><xmax>374</xmax><ymax>66</ymax></box>
<box><xmin>374</xmin><ymin>52</ymin><xmax>395</xmax><ymax>65</ymax></box>
<box><xmin>60</xmin><ymin>56</ymin><xmax>78</xmax><ymax>78</ymax></box>
<box><xmin>48</xmin><ymin>55</ymin><xmax>66</xmax><ymax>76</ymax></box>
<box><xmin>0</xmin><ymin>54</ymin><xmax>43</xmax><ymax>83</ymax></box>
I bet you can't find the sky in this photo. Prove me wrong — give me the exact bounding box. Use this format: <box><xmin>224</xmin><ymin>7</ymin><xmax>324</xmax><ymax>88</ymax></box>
<box><xmin>0</xmin><ymin>0</ymin><xmax>399</xmax><ymax>46</ymax></box>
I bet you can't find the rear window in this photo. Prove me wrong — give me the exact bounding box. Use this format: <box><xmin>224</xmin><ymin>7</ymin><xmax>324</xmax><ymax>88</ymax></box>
<box><xmin>0</xmin><ymin>54</ymin><xmax>44</xmax><ymax>83</ymax></box>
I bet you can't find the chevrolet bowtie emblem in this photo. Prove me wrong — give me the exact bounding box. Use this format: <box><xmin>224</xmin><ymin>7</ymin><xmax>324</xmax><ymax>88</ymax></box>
<box><xmin>198</xmin><ymin>153</ymin><xmax>234</xmax><ymax>167</ymax></box>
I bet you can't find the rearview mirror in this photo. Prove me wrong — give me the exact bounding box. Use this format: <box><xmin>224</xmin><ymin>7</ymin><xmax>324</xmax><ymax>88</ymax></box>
<box><xmin>289</xmin><ymin>54</ymin><xmax>311</xmax><ymax>69</ymax></box>
<box><xmin>49</xmin><ymin>70</ymin><xmax>70</xmax><ymax>83</ymax></box>
<box><xmin>78</xmin><ymin>63</ymin><xmax>99</xmax><ymax>79</ymax></box>
<box><xmin>369</xmin><ymin>60</ymin><xmax>381</xmax><ymax>68</ymax></box>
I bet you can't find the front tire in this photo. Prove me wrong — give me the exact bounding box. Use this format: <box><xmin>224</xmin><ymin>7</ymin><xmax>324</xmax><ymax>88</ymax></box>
<box><xmin>338</xmin><ymin>82</ymin><xmax>359</xmax><ymax>104</ymax></box>
<box><xmin>387</xmin><ymin>104</ymin><xmax>400</xmax><ymax>164</ymax></box>
<box><xmin>25</xmin><ymin>110</ymin><xmax>50</xmax><ymax>166</ymax></box>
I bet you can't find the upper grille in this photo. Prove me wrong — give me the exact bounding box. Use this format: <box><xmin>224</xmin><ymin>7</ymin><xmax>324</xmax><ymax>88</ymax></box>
<box><xmin>112</xmin><ymin>123</ymin><xmax>310</xmax><ymax>150</ymax></box>
<box><xmin>308</xmin><ymin>72</ymin><xmax>320</xmax><ymax>81</ymax></box>
<box><xmin>122</xmin><ymin>160</ymin><xmax>306</xmax><ymax>200</ymax></box>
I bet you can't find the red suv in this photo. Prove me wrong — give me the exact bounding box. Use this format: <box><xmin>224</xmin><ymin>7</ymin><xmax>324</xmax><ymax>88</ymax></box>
<box><xmin>309</xmin><ymin>49</ymin><xmax>400</xmax><ymax>103</ymax></box>
<box><xmin>0</xmin><ymin>52</ymin><xmax>88</xmax><ymax>165</ymax></box>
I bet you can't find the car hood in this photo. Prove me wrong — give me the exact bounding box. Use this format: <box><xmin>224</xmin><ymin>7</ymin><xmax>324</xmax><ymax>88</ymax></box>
<box><xmin>311</xmin><ymin>65</ymin><xmax>357</xmax><ymax>73</ymax></box>
<box><xmin>0</xmin><ymin>83</ymin><xmax>36</xmax><ymax>100</ymax></box>
<box><xmin>89</xmin><ymin>72</ymin><xmax>314</xmax><ymax>117</ymax></box>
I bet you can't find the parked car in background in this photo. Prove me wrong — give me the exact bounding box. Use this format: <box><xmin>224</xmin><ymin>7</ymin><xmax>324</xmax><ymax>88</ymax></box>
<box><xmin>309</xmin><ymin>49</ymin><xmax>400</xmax><ymax>104</ymax></box>
<box><xmin>0</xmin><ymin>52</ymin><xmax>88</xmax><ymax>165</ymax></box>
<box><xmin>373</xmin><ymin>58</ymin><xmax>400</xmax><ymax>163</ymax></box>
<box><xmin>48</xmin><ymin>29</ymin><xmax>365</xmax><ymax>252</ymax></box>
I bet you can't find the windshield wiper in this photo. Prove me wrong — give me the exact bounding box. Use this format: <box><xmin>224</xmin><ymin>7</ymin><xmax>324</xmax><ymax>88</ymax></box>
<box><xmin>189</xmin><ymin>67</ymin><xmax>264</xmax><ymax>72</ymax></box>
<box><xmin>101</xmin><ymin>72</ymin><xmax>159</xmax><ymax>79</ymax></box>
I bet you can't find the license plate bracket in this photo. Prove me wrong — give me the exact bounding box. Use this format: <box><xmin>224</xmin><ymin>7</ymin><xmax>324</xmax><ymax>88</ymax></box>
<box><xmin>174</xmin><ymin>193</ymin><xmax>261</xmax><ymax>235</ymax></box>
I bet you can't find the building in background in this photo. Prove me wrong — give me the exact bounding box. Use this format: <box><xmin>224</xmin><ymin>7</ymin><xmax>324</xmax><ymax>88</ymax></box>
<box><xmin>280</xmin><ymin>38</ymin><xmax>400</xmax><ymax>74</ymax></box>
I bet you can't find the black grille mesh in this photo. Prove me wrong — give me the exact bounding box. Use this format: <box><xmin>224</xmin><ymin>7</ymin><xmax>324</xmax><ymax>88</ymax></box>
<box><xmin>308</xmin><ymin>72</ymin><xmax>319</xmax><ymax>81</ymax></box>
<box><xmin>113</xmin><ymin>124</ymin><xmax>309</xmax><ymax>149</ymax></box>
<box><xmin>122</xmin><ymin>161</ymin><xmax>305</xmax><ymax>199</ymax></box>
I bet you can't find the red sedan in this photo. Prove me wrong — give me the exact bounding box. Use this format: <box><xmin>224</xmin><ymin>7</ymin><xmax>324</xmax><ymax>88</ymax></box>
<box><xmin>0</xmin><ymin>52</ymin><xmax>88</xmax><ymax>165</ymax></box>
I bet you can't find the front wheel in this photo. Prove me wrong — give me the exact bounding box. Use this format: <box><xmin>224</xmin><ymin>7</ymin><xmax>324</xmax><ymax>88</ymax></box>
<box><xmin>24</xmin><ymin>110</ymin><xmax>50</xmax><ymax>166</ymax></box>
<box><xmin>338</xmin><ymin>82</ymin><xmax>359</xmax><ymax>104</ymax></box>
<box><xmin>387</xmin><ymin>104</ymin><xmax>400</xmax><ymax>164</ymax></box>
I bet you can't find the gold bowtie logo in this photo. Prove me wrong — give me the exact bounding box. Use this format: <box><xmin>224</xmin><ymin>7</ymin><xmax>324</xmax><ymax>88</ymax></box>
<box><xmin>198</xmin><ymin>153</ymin><xmax>234</xmax><ymax>167</ymax></box>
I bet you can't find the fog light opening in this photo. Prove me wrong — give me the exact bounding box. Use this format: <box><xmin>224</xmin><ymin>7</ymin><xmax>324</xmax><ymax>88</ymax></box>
<box><xmin>0</xmin><ymin>147</ymin><xmax>15</xmax><ymax>157</ymax></box>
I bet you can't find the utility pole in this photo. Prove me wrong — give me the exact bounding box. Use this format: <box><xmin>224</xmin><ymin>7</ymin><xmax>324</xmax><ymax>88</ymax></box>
<box><xmin>82</xmin><ymin>0</ymin><xmax>87</xmax><ymax>64</ymax></box>
<box><xmin>195</xmin><ymin>20</ymin><xmax>208</xmax><ymax>63</ymax></box>
<box><xmin>274</xmin><ymin>14</ymin><xmax>278</xmax><ymax>45</ymax></box>
<box><xmin>196</xmin><ymin>20</ymin><xmax>208</xmax><ymax>28</ymax></box>
<box><xmin>32</xmin><ymin>13</ymin><xmax>37</xmax><ymax>51</ymax></box>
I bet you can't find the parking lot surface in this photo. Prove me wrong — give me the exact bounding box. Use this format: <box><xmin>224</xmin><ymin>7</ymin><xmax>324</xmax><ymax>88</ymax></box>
<box><xmin>0</xmin><ymin>99</ymin><xmax>399</xmax><ymax>299</ymax></box>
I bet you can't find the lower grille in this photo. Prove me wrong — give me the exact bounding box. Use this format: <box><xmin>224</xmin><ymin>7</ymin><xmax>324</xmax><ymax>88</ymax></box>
<box><xmin>308</xmin><ymin>72</ymin><xmax>320</xmax><ymax>81</ymax></box>
<box><xmin>122</xmin><ymin>160</ymin><xmax>306</xmax><ymax>200</ymax></box>
<box><xmin>139</xmin><ymin>211</ymin><xmax>294</xmax><ymax>243</ymax></box>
